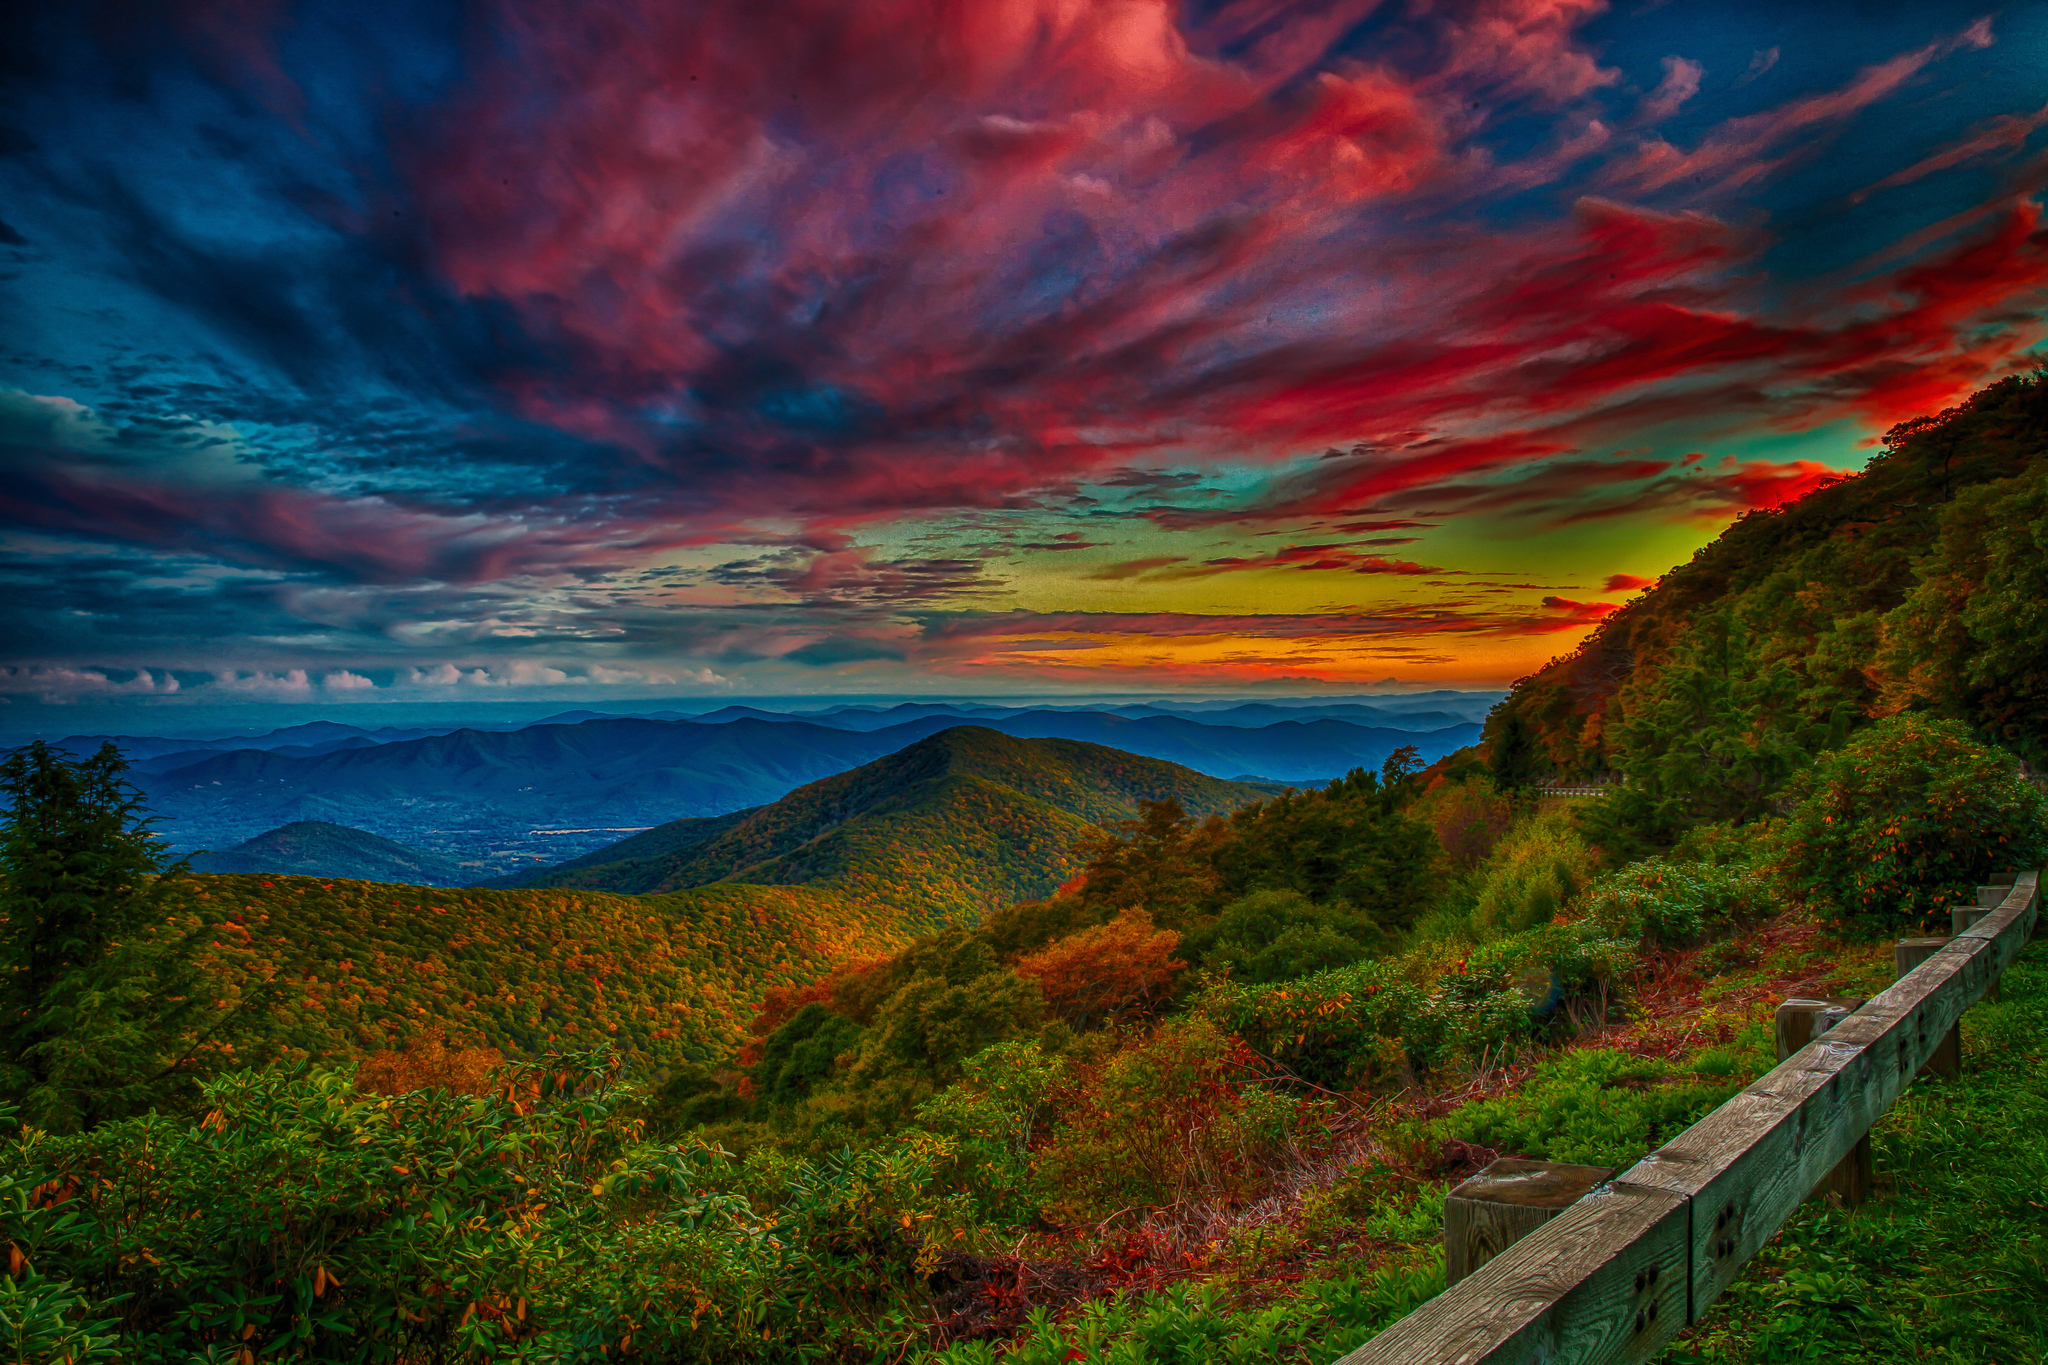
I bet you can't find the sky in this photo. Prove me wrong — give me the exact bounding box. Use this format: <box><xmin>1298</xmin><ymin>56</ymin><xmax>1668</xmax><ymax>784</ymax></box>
<box><xmin>3</xmin><ymin>0</ymin><xmax>2046</xmax><ymax>720</ymax></box>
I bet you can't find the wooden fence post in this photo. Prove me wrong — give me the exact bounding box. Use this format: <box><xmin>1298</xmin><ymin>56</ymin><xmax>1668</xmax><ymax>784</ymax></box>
<box><xmin>1772</xmin><ymin>998</ymin><xmax>1872</xmax><ymax>1205</ymax></box>
<box><xmin>1444</xmin><ymin>1159</ymin><xmax>1615</xmax><ymax>1285</ymax></box>
<box><xmin>1895</xmin><ymin>937</ymin><xmax>1961</xmax><ymax>1078</ymax></box>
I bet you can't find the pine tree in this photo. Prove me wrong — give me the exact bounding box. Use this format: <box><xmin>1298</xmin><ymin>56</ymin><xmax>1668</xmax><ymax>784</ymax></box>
<box><xmin>0</xmin><ymin>740</ymin><xmax>262</xmax><ymax>1130</ymax></box>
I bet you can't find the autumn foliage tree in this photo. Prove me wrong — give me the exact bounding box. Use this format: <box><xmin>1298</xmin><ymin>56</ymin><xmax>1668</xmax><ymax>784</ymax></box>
<box><xmin>353</xmin><ymin>1026</ymin><xmax>504</xmax><ymax>1097</ymax></box>
<box><xmin>1012</xmin><ymin>910</ymin><xmax>1186</xmax><ymax>1027</ymax></box>
<box><xmin>1069</xmin><ymin>799</ymin><xmax>1223</xmax><ymax>928</ymax></box>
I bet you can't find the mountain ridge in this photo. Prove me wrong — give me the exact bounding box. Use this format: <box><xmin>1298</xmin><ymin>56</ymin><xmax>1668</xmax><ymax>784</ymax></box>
<box><xmin>125</xmin><ymin>711</ymin><xmax>1477</xmax><ymax>873</ymax></box>
<box><xmin>493</xmin><ymin>726</ymin><xmax>1270</xmax><ymax>925</ymax></box>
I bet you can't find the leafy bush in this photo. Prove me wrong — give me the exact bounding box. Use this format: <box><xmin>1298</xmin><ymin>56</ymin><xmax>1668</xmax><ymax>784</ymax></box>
<box><xmin>843</xmin><ymin>969</ymin><xmax>1045</xmax><ymax>1094</ymax></box>
<box><xmin>1772</xmin><ymin>714</ymin><xmax>2048</xmax><ymax>934</ymax></box>
<box><xmin>1412</xmin><ymin>779</ymin><xmax>1515</xmax><ymax>869</ymax></box>
<box><xmin>1205</xmin><ymin>910</ymin><xmax>1642</xmax><ymax>1089</ymax></box>
<box><xmin>1012</xmin><ymin>911</ymin><xmax>1186</xmax><ymax>1027</ymax></box>
<box><xmin>916</xmin><ymin>1040</ymin><xmax>1067</xmax><ymax>1222</ymax></box>
<box><xmin>1431</xmin><ymin>1027</ymin><xmax>1772</xmax><ymax>1169</ymax></box>
<box><xmin>924</xmin><ymin>1258</ymin><xmax>1444</xmax><ymax>1365</ymax></box>
<box><xmin>2</xmin><ymin>1054</ymin><xmax>977</xmax><ymax>1363</ymax></box>
<box><xmin>1463</xmin><ymin>807</ymin><xmax>1604</xmax><ymax>939</ymax></box>
<box><xmin>1033</xmin><ymin>1018</ymin><xmax>1297</xmax><ymax>1221</ymax></box>
<box><xmin>1177</xmin><ymin>889</ymin><xmax>1383</xmax><ymax>984</ymax></box>
<box><xmin>756</xmin><ymin>1002</ymin><xmax>865</xmax><ymax>1105</ymax></box>
<box><xmin>1577</xmin><ymin>858</ymin><xmax>1776</xmax><ymax>947</ymax></box>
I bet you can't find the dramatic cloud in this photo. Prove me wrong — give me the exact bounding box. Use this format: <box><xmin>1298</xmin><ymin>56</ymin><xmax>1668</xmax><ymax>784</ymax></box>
<box><xmin>2</xmin><ymin>1</ymin><xmax>2043</xmax><ymax>698</ymax></box>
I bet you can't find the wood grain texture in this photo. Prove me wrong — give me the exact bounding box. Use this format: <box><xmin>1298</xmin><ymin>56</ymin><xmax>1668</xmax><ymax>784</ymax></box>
<box><xmin>1322</xmin><ymin>873</ymin><xmax>2037</xmax><ymax>1365</ymax></box>
<box><xmin>1896</xmin><ymin>938</ymin><xmax>1961</xmax><ymax>1079</ymax></box>
<box><xmin>1335</xmin><ymin>1180</ymin><xmax>1688</xmax><ymax>1365</ymax></box>
<box><xmin>1950</xmin><ymin>909</ymin><xmax>1998</xmax><ymax>997</ymax></box>
<box><xmin>1446</xmin><ymin>1160</ymin><xmax>1615</xmax><ymax>1285</ymax></box>
<box><xmin>1771</xmin><ymin>998</ymin><xmax>1872</xmax><ymax>1205</ymax></box>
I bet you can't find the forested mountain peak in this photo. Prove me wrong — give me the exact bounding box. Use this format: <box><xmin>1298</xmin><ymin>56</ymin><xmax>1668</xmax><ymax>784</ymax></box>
<box><xmin>500</xmin><ymin>726</ymin><xmax>1272</xmax><ymax>926</ymax></box>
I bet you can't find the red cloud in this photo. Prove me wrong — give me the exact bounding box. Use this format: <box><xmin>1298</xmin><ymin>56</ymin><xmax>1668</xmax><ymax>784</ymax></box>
<box><xmin>387</xmin><ymin>3</ymin><xmax>2048</xmax><ymax>545</ymax></box>
<box><xmin>1535</xmin><ymin>596</ymin><xmax>1619</xmax><ymax>627</ymax></box>
<box><xmin>1710</xmin><ymin>460</ymin><xmax>1842</xmax><ymax>513</ymax></box>
<box><xmin>1602</xmin><ymin>573</ymin><xmax>1654</xmax><ymax>592</ymax></box>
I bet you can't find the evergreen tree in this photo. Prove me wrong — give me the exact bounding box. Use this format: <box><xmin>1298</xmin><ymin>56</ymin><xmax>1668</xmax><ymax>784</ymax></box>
<box><xmin>1594</xmin><ymin>609</ymin><xmax>1831</xmax><ymax>849</ymax></box>
<box><xmin>0</xmin><ymin>741</ymin><xmax>260</xmax><ymax>1130</ymax></box>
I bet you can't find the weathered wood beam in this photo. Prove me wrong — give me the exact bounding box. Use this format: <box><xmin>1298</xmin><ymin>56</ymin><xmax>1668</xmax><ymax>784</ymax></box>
<box><xmin>1445</xmin><ymin>1159</ymin><xmax>1616</xmax><ymax>1286</ymax></box>
<box><xmin>1772</xmin><ymin>997</ymin><xmax>1871</xmax><ymax>1205</ymax></box>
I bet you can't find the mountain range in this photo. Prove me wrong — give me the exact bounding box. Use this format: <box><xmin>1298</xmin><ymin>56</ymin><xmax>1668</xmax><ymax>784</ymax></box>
<box><xmin>72</xmin><ymin>706</ymin><xmax>1481</xmax><ymax>871</ymax></box>
<box><xmin>187</xmin><ymin>730</ymin><xmax>1277</xmax><ymax>1059</ymax></box>
<box><xmin>52</xmin><ymin>690</ymin><xmax>1497</xmax><ymax>767</ymax></box>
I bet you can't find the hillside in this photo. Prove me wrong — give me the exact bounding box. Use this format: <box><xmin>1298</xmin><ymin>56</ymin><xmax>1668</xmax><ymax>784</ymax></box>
<box><xmin>1484</xmin><ymin>372</ymin><xmax>2048</xmax><ymax>793</ymax></box>
<box><xmin>192</xmin><ymin>874</ymin><xmax>906</xmax><ymax>1063</ymax></box>
<box><xmin>497</xmin><ymin>727</ymin><xmax>1271</xmax><ymax>927</ymax></box>
<box><xmin>189</xmin><ymin>821</ymin><xmax>467</xmax><ymax>886</ymax></box>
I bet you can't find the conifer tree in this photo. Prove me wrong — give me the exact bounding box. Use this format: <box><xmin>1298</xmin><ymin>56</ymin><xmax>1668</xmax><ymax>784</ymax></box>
<box><xmin>0</xmin><ymin>740</ymin><xmax>259</xmax><ymax>1130</ymax></box>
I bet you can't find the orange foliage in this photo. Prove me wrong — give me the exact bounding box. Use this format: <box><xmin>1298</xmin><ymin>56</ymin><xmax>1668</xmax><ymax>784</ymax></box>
<box><xmin>1012</xmin><ymin>911</ymin><xmax>1186</xmax><ymax>1027</ymax></box>
<box><xmin>738</xmin><ymin>956</ymin><xmax>893</xmax><ymax>1066</ymax></box>
<box><xmin>354</xmin><ymin>1027</ymin><xmax>504</xmax><ymax>1097</ymax></box>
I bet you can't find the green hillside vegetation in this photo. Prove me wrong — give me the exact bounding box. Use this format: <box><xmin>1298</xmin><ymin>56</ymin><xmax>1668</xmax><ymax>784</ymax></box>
<box><xmin>164</xmin><ymin>732</ymin><xmax>1270</xmax><ymax>1073</ymax></box>
<box><xmin>1484</xmin><ymin>370</ymin><xmax>2048</xmax><ymax>847</ymax></box>
<box><xmin>504</xmin><ymin>727</ymin><xmax>1271</xmax><ymax>930</ymax></box>
<box><xmin>191</xmin><ymin>820</ymin><xmax>468</xmax><ymax>886</ymax></box>
<box><xmin>9</xmin><ymin>377</ymin><xmax>2048</xmax><ymax>1363</ymax></box>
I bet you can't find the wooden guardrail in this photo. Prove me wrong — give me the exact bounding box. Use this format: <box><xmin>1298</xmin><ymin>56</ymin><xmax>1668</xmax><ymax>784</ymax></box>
<box><xmin>1334</xmin><ymin>871</ymin><xmax>2040</xmax><ymax>1365</ymax></box>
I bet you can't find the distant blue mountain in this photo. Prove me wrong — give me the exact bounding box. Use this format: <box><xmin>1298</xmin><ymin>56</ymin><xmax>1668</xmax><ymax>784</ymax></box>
<box><xmin>121</xmin><ymin>709</ymin><xmax>1479</xmax><ymax>873</ymax></box>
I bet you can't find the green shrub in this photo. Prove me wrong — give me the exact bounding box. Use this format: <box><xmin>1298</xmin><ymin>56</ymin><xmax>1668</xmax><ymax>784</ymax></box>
<box><xmin>1033</xmin><ymin>1018</ymin><xmax>1297</xmax><ymax>1221</ymax></box>
<box><xmin>1772</xmin><ymin>714</ymin><xmax>2048</xmax><ymax>935</ymax></box>
<box><xmin>923</xmin><ymin>1257</ymin><xmax>1443</xmax><ymax>1365</ymax></box>
<box><xmin>1578</xmin><ymin>858</ymin><xmax>1777</xmax><ymax>947</ymax></box>
<box><xmin>1200</xmin><ymin>914</ymin><xmax>1638</xmax><ymax>1089</ymax></box>
<box><xmin>756</xmin><ymin>1002</ymin><xmax>864</xmax><ymax>1105</ymax></box>
<box><xmin>3</xmin><ymin>1053</ymin><xmax>976</xmax><ymax>1363</ymax></box>
<box><xmin>915</xmin><ymin>1040</ymin><xmax>1067</xmax><ymax>1222</ymax></box>
<box><xmin>1465</xmin><ymin>807</ymin><xmax>1604</xmax><ymax>939</ymax></box>
<box><xmin>1177</xmin><ymin>888</ymin><xmax>1383</xmax><ymax>983</ymax></box>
